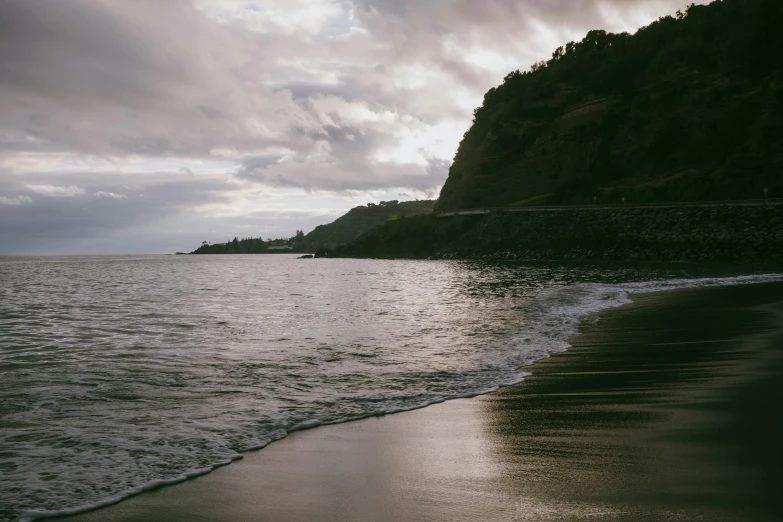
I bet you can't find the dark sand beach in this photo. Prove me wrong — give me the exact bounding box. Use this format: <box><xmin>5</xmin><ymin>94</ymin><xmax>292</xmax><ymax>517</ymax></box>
<box><xmin>55</xmin><ymin>281</ymin><xmax>783</xmax><ymax>522</ymax></box>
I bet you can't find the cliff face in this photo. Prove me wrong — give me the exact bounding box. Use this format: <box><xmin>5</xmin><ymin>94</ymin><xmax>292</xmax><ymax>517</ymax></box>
<box><xmin>436</xmin><ymin>0</ymin><xmax>783</xmax><ymax>211</ymax></box>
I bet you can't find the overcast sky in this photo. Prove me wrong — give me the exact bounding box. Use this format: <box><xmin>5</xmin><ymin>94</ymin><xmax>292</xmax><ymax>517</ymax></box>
<box><xmin>0</xmin><ymin>0</ymin><xmax>704</xmax><ymax>254</ymax></box>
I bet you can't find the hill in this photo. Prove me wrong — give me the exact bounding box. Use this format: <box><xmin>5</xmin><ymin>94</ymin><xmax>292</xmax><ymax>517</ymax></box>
<box><xmin>296</xmin><ymin>200</ymin><xmax>435</xmax><ymax>251</ymax></box>
<box><xmin>190</xmin><ymin>199</ymin><xmax>434</xmax><ymax>254</ymax></box>
<box><xmin>436</xmin><ymin>0</ymin><xmax>783</xmax><ymax>211</ymax></box>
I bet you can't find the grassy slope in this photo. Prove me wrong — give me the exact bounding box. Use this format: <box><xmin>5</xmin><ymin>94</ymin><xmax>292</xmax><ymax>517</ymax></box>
<box><xmin>299</xmin><ymin>200</ymin><xmax>435</xmax><ymax>251</ymax></box>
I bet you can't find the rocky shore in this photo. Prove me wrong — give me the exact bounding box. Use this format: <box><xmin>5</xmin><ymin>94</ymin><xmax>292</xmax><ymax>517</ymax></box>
<box><xmin>333</xmin><ymin>204</ymin><xmax>783</xmax><ymax>264</ymax></box>
<box><xmin>435</xmin><ymin>204</ymin><xmax>782</xmax><ymax>263</ymax></box>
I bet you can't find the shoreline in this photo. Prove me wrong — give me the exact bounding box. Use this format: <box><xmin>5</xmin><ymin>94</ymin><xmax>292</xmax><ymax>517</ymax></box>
<box><xmin>47</xmin><ymin>280</ymin><xmax>783</xmax><ymax>521</ymax></box>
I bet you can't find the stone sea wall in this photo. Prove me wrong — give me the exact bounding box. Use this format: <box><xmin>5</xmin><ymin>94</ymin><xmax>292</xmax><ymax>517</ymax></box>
<box><xmin>435</xmin><ymin>205</ymin><xmax>783</xmax><ymax>263</ymax></box>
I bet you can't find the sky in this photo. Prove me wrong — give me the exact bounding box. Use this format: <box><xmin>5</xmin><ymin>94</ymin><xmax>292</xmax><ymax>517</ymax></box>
<box><xmin>0</xmin><ymin>0</ymin><xmax>706</xmax><ymax>254</ymax></box>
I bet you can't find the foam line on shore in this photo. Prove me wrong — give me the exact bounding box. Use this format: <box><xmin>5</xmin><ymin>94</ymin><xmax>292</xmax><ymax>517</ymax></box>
<box><xmin>20</xmin><ymin>457</ymin><xmax>242</xmax><ymax>522</ymax></box>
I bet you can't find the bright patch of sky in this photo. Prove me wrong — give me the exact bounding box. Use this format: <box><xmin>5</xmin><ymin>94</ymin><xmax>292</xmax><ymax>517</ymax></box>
<box><xmin>196</xmin><ymin>0</ymin><xmax>349</xmax><ymax>35</ymax></box>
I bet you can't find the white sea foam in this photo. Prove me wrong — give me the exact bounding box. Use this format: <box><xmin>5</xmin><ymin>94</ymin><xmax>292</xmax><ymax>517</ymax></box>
<box><xmin>514</xmin><ymin>273</ymin><xmax>783</xmax><ymax>363</ymax></box>
<box><xmin>18</xmin><ymin>458</ymin><xmax>241</xmax><ymax>522</ymax></box>
<box><xmin>1</xmin><ymin>256</ymin><xmax>780</xmax><ymax>522</ymax></box>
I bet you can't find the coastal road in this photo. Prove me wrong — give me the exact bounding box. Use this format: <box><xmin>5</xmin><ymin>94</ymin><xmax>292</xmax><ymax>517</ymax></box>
<box><xmin>435</xmin><ymin>198</ymin><xmax>783</xmax><ymax>217</ymax></box>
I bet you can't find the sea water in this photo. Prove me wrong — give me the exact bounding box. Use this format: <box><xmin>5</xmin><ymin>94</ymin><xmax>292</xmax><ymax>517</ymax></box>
<box><xmin>0</xmin><ymin>255</ymin><xmax>779</xmax><ymax>521</ymax></box>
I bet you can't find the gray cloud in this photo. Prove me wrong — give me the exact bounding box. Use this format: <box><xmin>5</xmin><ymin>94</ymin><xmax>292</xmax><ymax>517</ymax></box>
<box><xmin>0</xmin><ymin>169</ymin><xmax>259</xmax><ymax>254</ymax></box>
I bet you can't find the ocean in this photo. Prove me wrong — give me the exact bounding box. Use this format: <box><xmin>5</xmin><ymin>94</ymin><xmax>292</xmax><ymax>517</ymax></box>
<box><xmin>1</xmin><ymin>255</ymin><xmax>780</xmax><ymax>521</ymax></box>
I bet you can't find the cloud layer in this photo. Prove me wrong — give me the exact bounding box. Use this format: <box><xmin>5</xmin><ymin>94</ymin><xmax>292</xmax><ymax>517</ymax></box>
<box><xmin>0</xmin><ymin>0</ymin><xmax>703</xmax><ymax>253</ymax></box>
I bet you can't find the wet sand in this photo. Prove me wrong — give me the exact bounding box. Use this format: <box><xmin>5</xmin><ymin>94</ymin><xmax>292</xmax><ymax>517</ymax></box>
<box><xmin>55</xmin><ymin>281</ymin><xmax>783</xmax><ymax>522</ymax></box>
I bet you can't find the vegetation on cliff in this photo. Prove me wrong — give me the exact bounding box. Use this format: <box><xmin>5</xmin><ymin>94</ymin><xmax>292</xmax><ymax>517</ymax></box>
<box><xmin>190</xmin><ymin>199</ymin><xmax>434</xmax><ymax>254</ymax></box>
<box><xmin>436</xmin><ymin>0</ymin><xmax>783</xmax><ymax>211</ymax></box>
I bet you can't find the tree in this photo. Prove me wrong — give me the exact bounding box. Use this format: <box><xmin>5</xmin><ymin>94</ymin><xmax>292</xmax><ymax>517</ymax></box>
<box><xmin>582</xmin><ymin>29</ymin><xmax>610</xmax><ymax>50</ymax></box>
<box><xmin>531</xmin><ymin>60</ymin><xmax>547</xmax><ymax>72</ymax></box>
<box><xmin>503</xmin><ymin>70</ymin><xmax>522</xmax><ymax>83</ymax></box>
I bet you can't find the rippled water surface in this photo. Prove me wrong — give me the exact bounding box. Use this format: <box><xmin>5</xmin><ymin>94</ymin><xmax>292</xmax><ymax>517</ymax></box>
<box><xmin>0</xmin><ymin>255</ymin><xmax>779</xmax><ymax>521</ymax></box>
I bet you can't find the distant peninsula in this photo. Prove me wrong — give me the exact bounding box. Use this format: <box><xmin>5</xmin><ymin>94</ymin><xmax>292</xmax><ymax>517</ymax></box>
<box><xmin>190</xmin><ymin>200</ymin><xmax>434</xmax><ymax>254</ymax></box>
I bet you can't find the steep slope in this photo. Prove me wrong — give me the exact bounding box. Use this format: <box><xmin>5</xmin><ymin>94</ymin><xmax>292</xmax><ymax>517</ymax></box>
<box><xmin>436</xmin><ymin>0</ymin><xmax>783</xmax><ymax>211</ymax></box>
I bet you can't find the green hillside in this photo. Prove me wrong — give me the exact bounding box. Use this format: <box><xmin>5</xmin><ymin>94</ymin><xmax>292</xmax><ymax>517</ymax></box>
<box><xmin>436</xmin><ymin>0</ymin><xmax>783</xmax><ymax>211</ymax></box>
<box><xmin>298</xmin><ymin>200</ymin><xmax>435</xmax><ymax>251</ymax></box>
